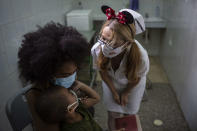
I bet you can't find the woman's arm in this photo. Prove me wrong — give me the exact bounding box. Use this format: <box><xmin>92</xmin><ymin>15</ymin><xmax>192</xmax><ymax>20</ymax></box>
<box><xmin>73</xmin><ymin>80</ymin><xmax>100</xmax><ymax>108</ymax></box>
<box><xmin>120</xmin><ymin>77</ymin><xmax>141</xmax><ymax>106</ymax></box>
<box><xmin>124</xmin><ymin>77</ymin><xmax>140</xmax><ymax>93</ymax></box>
<box><xmin>99</xmin><ymin>70</ymin><xmax>121</xmax><ymax>104</ymax></box>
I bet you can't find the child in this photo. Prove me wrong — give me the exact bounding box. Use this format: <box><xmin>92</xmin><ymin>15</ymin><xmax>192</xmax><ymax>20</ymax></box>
<box><xmin>35</xmin><ymin>80</ymin><xmax>102</xmax><ymax>131</ymax></box>
<box><xmin>35</xmin><ymin>81</ymin><xmax>124</xmax><ymax>131</ymax></box>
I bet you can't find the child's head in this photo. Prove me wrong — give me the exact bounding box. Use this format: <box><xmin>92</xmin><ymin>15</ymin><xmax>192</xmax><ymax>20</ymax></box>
<box><xmin>35</xmin><ymin>86</ymin><xmax>79</xmax><ymax>123</ymax></box>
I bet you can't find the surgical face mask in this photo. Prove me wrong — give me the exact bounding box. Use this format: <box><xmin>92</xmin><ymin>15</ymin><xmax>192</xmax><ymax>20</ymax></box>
<box><xmin>99</xmin><ymin>39</ymin><xmax>126</xmax><ymax>58</ymax></box>
<box><xmin>55</xmin><ymin>72</ymin><xmax>76</xmax><ymax>88</ymax></box>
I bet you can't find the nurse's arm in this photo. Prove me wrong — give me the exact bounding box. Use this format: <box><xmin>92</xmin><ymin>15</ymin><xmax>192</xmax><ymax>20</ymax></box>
<box><xmin>124</xmin><ymin>77</ymin><xmax>141</xmax><ymax>93</ymax></box>
<box><xmin>99</xmin><ymin>70</ymin><xmax>121</xmax><ymax>104</ymax></box>
<box><xmin>120</xmin><ymin>77</ymin><xmax>141</xmax><ymax>106</ymax></box>
<box><xmin>99</xmin><ymin>70</ymin><xmax>118</xmax><ymax>96</ymax></box>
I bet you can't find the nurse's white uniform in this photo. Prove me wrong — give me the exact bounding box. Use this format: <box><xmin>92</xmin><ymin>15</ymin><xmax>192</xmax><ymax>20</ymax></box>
<box><xmin>91</xmin><ymin>40</ymin><xmax>149</xmax><ymax>114</ymax></box>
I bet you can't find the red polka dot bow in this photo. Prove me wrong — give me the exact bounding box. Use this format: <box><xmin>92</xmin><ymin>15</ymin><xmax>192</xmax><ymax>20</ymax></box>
<box><xmin>105</xmin><ymin>7</ymin><xmax>127</xmax><ymax>24</ymax></box>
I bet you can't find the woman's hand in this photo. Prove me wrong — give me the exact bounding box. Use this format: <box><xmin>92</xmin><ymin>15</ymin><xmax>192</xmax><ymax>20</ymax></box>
<box><xmin>70</xmin><ymin>81</ymin><xmax>85</xmax><ymax>97</ymax></box>
<box><xmin>70</xmin><ymin>81</ymin><xmax>80</xmax><ymax>91</ymax></box>
<box><xmin>73</xmin><ymin>80</ymin><xmax>100</xmax><ymax>108</ymax></box>
<box><xmin>120</xmin><ymin>91</ymin><xmax>129</xmax><ymax>106</ymax></box>
<box><xmin>112</xmin><ymin>91</ymin><xmax>121</xmax><ymax>105</ymax></box>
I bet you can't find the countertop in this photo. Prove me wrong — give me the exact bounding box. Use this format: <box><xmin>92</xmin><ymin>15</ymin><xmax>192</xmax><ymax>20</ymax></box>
<box><xmin>92</xmin><ymin>15</ymin><xmax>166</xmax><ymax>28</ymax></box>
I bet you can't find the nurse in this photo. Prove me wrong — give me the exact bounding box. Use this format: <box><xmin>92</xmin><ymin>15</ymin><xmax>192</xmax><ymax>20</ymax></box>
<box><xmin>91</xmin><ymin>5</ymin><xmax>149</xmax><ymax>130</ymax></box>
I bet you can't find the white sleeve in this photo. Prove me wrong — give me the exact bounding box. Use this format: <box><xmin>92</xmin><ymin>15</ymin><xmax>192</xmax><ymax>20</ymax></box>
<box><xmin>134</xmin><ymin>40</ymin><xmax>150</xmax><ymax>77</ymax></box>
<box><xmin>91</xmin><ymin>42</ymin><xmax>101</xmax><ymax>70</ymax></box>
<box><xmin>137</xmin><ymin>50</ymin><xmax>150</xmax><ymax>77</ymax></box>
<box><xmin>91</xmin><ymin>47</ymin><xmax>98</xmax><ymax>70</ymax></box>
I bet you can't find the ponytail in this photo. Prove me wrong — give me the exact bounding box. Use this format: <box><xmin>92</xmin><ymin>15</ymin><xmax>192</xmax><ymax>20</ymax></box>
<box><xmin>126</xmin><ymin>41</ymin><xmax>141</xmax><ymax>83</ymax></box>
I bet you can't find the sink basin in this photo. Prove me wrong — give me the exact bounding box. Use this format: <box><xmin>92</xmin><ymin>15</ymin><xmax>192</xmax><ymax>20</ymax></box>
<box><xmin>144</xmin><ymin>17</ymin><xmax>165</xmax><ymax>22</ymax></box>
<box><xmin>92</xmin><ymin>14</ymin><xmax>166</xmax><ymax>28</ymax></box>
<box><xmin>144</xmin><ymin>17</ymin><xmax>166</xmax><ymax>28</ymax></box>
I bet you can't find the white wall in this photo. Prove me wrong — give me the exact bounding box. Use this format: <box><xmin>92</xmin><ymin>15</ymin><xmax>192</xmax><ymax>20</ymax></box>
<box><xmin>76</xmin><ymin>0</ymin><xmax>163</xmax><ymax>17</ymax></box>
<box><xmin>139</xmin><ymin>0</ymin><xmax>164</xmax><ymax>18</ymax></box>
<box><xmin>160</xmin><ymin>0</ymin><xmax>197</xmax><ymax>130</ymax></box>
<box><xmin>76</xmin><ymin>0</ymin><xmax>128</xmax><ymax>16</ymax></box>
<box><xmin>0</xmin><ymin>0</ymin><xmax>77</xmax><ymax>130</ymax></box>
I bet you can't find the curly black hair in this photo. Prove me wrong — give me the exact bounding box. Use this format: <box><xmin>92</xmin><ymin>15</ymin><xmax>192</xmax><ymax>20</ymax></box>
<box><xmin>18</xmin><ymin>22</ymin><xmax>89</xmax><ymax>85</ymax></box>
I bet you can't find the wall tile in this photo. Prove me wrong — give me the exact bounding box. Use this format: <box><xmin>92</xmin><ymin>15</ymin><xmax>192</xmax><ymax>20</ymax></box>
<box><xmin>0</xmin><ymin>28</ymin><xmax>6</xmax><ymax>54</ymax></box>
<box><xmin>30</xmin><ymin>0</ymin><xmax>49</xmax><ymax>15</ymax></box>
<box><xmin>0</xmin><ymin>54</ymin><xmax>10</xmax><ymax>81</ymax></box>
<box><xmin>1</xmin><ymin>20</ymin><xmax>26</xmax><ymax>74</ymax></box>
<box><xmin>0</xmin><ymin>0</ymin><xmax>14</xmax><ymax>24</ymax></box>
<box><xmin>11</xmin><ymin>0</ymin><xmax>32</xmax><ymax>20</ymax></box>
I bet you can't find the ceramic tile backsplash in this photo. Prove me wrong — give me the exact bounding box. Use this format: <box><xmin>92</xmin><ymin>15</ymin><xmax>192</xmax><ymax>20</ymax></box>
<box><xmin>139</xmin><ymin>0</ymin><xmax>163</xmax><ymax>18</ymax></box>
<box><xmin>160</xmin><ymin>0</ymin><xmax>197</xmax><ymax>130</ymax></box>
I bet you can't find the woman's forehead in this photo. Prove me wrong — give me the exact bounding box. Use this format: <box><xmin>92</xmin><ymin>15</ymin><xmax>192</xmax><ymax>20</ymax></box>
<box><xmin>56</xmin><ymin>61</ymin><xmax>77</xmax><ymax>74</ymax></box>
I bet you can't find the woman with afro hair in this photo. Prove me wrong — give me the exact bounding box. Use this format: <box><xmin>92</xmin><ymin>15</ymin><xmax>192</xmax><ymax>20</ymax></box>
<box><xmin>18</xmin><ymin>22</ymin><xmax>92</xmax><ymax>131</ymax></box>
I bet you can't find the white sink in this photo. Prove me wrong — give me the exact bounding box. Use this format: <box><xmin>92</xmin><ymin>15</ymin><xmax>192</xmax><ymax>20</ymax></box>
<box><xmin>144</xmin><ymin>17</ymin><xmax>165</xmax><ymax>22</ymax></box>
<box><xmin>92</xmin><ymin>14</ymin><xmax>166</xmax><ymax>28</ymax></box>
<box><xmin>144</xmin><ymin>17</ymin><xmax>166</xmax><ymax>28</ymax></box>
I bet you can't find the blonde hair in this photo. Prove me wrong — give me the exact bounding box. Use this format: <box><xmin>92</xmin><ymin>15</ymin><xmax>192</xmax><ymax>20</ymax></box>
<box><xmin>97</xmin><ymin>19</ymin><xmax>141</xmax><ymax>83</ymax></box>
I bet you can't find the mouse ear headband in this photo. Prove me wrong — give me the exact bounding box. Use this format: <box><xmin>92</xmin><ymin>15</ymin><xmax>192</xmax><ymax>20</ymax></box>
<box><xmin>101</xmin><ymin>5</ymin><xmax>145</xmax><ymax>35</ymax></box>
<box><xmin>119</xmin><ymin>8</ymin><xmax>145</xmax><ymax>34</ymax></box>
<box><xmin>101</xmin><ymin>5</ymin><xmax>134</xmax><ymax>25</ymax></box>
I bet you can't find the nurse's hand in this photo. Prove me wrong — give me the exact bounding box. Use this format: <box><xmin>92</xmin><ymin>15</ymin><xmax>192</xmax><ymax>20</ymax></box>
<box><xmin>120</xmin><ymin>92</ymin><xmax>129</xmax><ymax>106</ymax></box>
<box><xmin>112</xmin><ymin>92</ymin><xmax>121</xmax><ymax>105</ymax></box>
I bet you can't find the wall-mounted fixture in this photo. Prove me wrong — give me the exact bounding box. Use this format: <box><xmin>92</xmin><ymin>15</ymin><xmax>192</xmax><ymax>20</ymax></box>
<box><xmin>67</xmin><ymin>10</ymin><xmax>93</xmax><ymax>31</ymax></box>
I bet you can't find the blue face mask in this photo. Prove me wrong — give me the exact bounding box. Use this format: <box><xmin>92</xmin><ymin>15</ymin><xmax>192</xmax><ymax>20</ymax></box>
<box><xmin>55</xmin><ymin>72</ymin><xmax>76</xmax><ymax>88</ymax></box>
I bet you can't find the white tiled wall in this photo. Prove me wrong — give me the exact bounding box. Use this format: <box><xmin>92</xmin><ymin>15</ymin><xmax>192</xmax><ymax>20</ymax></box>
<box><xmin>0</xmin><ymin>0</ymin><xmax>77</xmax><ymax>130</ymax></box>
<box><xmin>160</xmin><ymin>0</ymin><xmax>197</xmax><ymax>130</ymax></box>
<box><xmin>76</xmin><ymin>0</ymin><xmax>163</xmax><ymax>18</ymax></box>
<box><xmin>139</xmin><ymin>0</ymin><xmax>164</xmax><ymax>18</ymax></box>
<box><xmin>75</xmin><ymin>0</ymin><xmax>128</xmax><ymax>15</ymax></box>
<box><xmin>0</xmin><ymin>0</ymin><xmax>14</xmax><ymax>25</ymax></box>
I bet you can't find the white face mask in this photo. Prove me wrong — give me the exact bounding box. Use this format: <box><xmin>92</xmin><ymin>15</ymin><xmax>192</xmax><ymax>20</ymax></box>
<box><xmin>100</xmin><ymin>42</ymin><xmax>126</xmax><ymax>58</ymax></box>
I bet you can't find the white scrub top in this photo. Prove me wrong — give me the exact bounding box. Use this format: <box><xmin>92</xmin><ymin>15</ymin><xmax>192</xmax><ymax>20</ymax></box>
<box><xmin>91</xmin><ymin>40</ymin><xmax>149</xmax><ymax>114</ymax></box>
